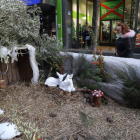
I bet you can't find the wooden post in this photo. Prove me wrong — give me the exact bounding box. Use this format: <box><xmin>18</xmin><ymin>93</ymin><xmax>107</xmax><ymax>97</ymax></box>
<box><xmin>7</xmin><ymin>58</ymin><xmax>13</xmax><ymax>84</ymax></box>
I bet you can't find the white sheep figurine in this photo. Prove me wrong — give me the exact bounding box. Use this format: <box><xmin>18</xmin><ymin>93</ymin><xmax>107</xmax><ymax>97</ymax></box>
<box><xmin>45</xmin><ymin>72</ymin><xmax>67</xmax><ymax>87</ymax></box>
<box><xmin>0</xmin><ymin>122</ymin><xmax>21</xmax><ymax>140</ymax></box>
<box><xmin>0</xmin><ymin>109</ymin><xmax>21</xmax><ymax>140</ymax></box>
<box><xmin>59</xmin><ymin>74</ymin><xmax>75</xmax><ymax>92</ymax></box>
<box><xmin>0</xmin><ymin>109</ymin><xmax>4</xmax><ymax>115</ymax></box>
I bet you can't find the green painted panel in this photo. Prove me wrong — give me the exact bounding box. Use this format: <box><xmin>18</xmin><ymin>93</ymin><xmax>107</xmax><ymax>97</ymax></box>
<box><xmin>72</xmin><ymin>11</ymin><xmax>90</xmax><ymax>22</ymax></box>
<box><xmin>73</xmin><ymin>11</ymin><xmax>77</xmax><ymax>19</ymax></box>
<box><xmin>101</xmin><ymin>0</ymin><xmax>124</xmax><ymax>20</ymax></box>
<box><xmin>43</xmin><ymin>0</ymin><xmax>55</xmax><ymax>6</ymax></box>
<box><xmin>56</xmin><ymin>0</ymin><xmax>63</xmax><ymax>45</ymax></box>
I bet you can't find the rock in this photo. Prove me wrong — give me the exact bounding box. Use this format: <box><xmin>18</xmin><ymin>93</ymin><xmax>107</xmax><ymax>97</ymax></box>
<box><xmin>62</xmin><ymin>136</ymin><xmax>67</xmax><ymax>140</ymax></box>
<box><xmin>73</xmin><ymin>134</ymin><xmax>78</xmax><ymax>140</ymax></box>
<box><xmin>106</xmin><ymin>117</ymin><xmax>113</xmax><ymax>123</ymax></box>
<box><xmin>103</xmin><ymin>135</ymin><xmax>111</xmax><ymax>140</ymax></box>
<box><xmin>41</xmin><ymin>137</ymin><xmax>51</xmax><ymax>140</ymax></box>
<box><xmin>90</xmin><ymin>136</ymin><xmax>98</xmax><ymax>140</ymax></box>
<box><xmin>83</xmin><ymin>98</ymin><xmax>87</xmax><ymax>103</ymax></box>
<box><xmin>84</xmin><ymin>94</ymin><xmax>90</xmax><ymax>98</ymax></box>
<box><xmin>49</xmin><ymin>113</ymin><xmax>57</xmax><ymax>118</ymax></box>
<box><xmin>86</xmin><ymin>98</ymin><xmax>91</xmax><ymax>103</ymax></box>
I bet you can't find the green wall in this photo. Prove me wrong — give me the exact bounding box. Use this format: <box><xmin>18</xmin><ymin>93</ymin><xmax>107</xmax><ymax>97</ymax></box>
<box><xmin>73</xmin><ymin>11</ymin><xmax>90</xmax><ymax>22</ymax></box>
<box><xmin>56</xmin><ymin>0</ymin><xmax>63</xmax><ymax>40</ymax></box>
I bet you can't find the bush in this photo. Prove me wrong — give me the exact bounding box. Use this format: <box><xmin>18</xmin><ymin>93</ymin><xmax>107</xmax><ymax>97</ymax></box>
<box><xmin>116</xmin><ymin>65</ymin><xmax>140</xmax><ymax>108</ymax></box>
<box><xmin>36</xmin><ymin>34</ymin><xmax>64</xmax><ymax>80</ymax></box>
<box><xmin>74</xmin><ymin>54</ymin><xmax>102</xmax><ymax>90</ymax></box>
<box><xmin>122</xmin><ymin>80</ymin><xmax>140</xmax><ymax>108</ymax></box>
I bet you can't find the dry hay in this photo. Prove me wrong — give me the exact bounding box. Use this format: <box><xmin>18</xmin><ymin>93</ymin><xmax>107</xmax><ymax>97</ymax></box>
<box><xmin>0</xmin><ymin>82</ymin><xmax>140</xmax><ymax>140</ymax></box>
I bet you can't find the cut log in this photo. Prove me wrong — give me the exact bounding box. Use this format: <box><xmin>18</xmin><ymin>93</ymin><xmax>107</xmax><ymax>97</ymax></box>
<box><xmin>92</xmin><ymin>96</ymin><xmax>101</xmax><ymax>107</ymax></box>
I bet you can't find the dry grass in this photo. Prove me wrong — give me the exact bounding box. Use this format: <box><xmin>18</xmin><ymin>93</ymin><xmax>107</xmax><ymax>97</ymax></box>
<box><xmin>0</xmin><ymin>82</ymin><xmax>140</xmax><ymax>140</ymax></box>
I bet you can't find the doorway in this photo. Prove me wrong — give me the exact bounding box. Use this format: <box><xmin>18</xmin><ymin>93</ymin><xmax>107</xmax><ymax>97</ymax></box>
<box><xmin>100</xmin><ymin>20</ymin><xmax>122</xmax><ymax>45</ymax></box>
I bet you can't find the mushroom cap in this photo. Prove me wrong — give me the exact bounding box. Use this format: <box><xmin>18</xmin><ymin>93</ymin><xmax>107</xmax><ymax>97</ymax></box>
<box><xmin>91</xmin><ymin>90</ymin><xmax>104</xmax><ymax>97</ymax></box>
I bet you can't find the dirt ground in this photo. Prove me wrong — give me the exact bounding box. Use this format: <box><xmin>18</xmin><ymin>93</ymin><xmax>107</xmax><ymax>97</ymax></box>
<box><xmin>0</xmin><ymin>82</ymin><xmax>140</xmax><ymax>140</ymax></box>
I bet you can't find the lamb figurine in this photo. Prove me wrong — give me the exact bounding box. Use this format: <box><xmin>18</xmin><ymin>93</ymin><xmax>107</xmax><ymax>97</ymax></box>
<box><xmin>45</xmin><ymin>72</ymin><xmax>67</xmax><ymax>87</ymax></box>
<box><xmin>59</xmin><ymin>74</ymin><xmax>75</xmax><ymax>92</ymax></box>
<box><xmin>0</xmin><ymin>122</ymin><xmax>21</xmax><ymax>140</ymax></box>
<box><xmin>0</xmin><ymin>109</ymin><xmax>4</xmax><ymax>115</ymax></box>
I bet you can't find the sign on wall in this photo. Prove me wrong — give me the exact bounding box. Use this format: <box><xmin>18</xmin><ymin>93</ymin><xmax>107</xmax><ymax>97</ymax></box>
<box><xmin>101</xmin><ymin>0</ymin><xmax>124</xmax><ymax>20</ymax></box>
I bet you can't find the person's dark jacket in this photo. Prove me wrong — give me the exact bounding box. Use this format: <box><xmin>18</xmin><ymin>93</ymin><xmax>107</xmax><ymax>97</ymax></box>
<box><xmin>82</xmin><ymin>30</ymin><xmax>89</xmax><ymax>40</ymax></box>
<box><xmin>82</xmin><ymin>31</ymin><xmax>86</xmax><ymax>40</ymax></box>
<box><xmin>116</xmin><ymin>30</ymin><xmax>135</xmax><ymax>58</ymax></box>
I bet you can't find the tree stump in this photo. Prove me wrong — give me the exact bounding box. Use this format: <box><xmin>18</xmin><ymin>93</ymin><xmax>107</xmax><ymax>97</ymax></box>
<box><xmin>92</xmin><ymin>96</ymin><xmax>101</xmax><ymax>107</ymax></box>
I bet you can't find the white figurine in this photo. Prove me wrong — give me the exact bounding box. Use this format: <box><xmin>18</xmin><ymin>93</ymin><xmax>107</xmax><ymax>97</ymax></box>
<box><xmin>0</xmin><ymin>122</ymin><xmax>21</xmax><ymax>140</ymax></box>
<box><xmin>59</xmin><ymin>74</ymin><xmax>75</xmax><ymax>92</ymax></box>
<box><xmin>0</xmin><ymin>109</ymin><xmax>4</xmax><ymax>115</ymax></box>
<box><xmin>45</xmin><ymin>72</ymin><xmax>67</xmax><ymax>87</ymax></box>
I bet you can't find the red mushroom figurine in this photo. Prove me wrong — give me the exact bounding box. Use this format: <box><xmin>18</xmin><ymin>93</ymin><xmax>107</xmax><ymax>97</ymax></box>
<box><xmin>91</xmin><ymin>90</ymin><xmax>104</xmax><ymax>107</ymax></box>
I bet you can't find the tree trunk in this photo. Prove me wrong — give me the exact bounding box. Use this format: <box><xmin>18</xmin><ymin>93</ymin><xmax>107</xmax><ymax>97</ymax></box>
<box><xmin>92</xmin><ymin>0</ymin><xmax>100</xmax><ymax>51</ymax></box>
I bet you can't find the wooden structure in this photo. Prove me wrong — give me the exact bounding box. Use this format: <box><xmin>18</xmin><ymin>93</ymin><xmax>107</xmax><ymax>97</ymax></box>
<box><xmin>0</xmin><ymin>50</ymin><xmax>33</xmax><ymax>84</ymax></box>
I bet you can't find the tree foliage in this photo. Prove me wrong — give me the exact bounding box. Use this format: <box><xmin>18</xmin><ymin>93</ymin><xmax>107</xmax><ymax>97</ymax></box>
<box><xmin>0</xmin><ymin>0</ymin><xmax>41</xmax><ymax>48</ymax></box>
<box><xmin>0</xmin><ymin>0</ymin><xmax>64</xmax><ymax>79</ymax></box>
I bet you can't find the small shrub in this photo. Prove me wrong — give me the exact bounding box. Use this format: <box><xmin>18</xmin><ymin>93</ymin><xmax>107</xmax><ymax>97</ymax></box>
<box><xmin>92</xmin><ymin>47</ymin><xmax>112</xmax><ymax>82</ymax></box>
<box><xmin>36</xmin><ymin>34</ymin><xmax>64</xmax><ymax>80</ymax></box>
<box><xmin>122</xmin><ymin>80</ymin><xmax>140</xmax><ymax>108</ymax></box>
<box><xmin>75</xmin><ymin>54</ymin><xmax>102</xmax><ymax>90</ymax></box>
<box><xmin>116</xmin><ymin>65</ymin><xmax>140</xmax><ymax>108</ymax></box>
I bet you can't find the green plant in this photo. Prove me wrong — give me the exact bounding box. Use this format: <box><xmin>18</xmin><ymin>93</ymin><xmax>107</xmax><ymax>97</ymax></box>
<box><xmin>0</xmin><ymin>0</ymin><xmax>42</xmax><ymax>63</ymax></box>
<box><xmin>75</xmin><ymin>54</ymin><xmax>102</xmax><ymax>90</ymax></box>
<box><xmin>79</xmin><ymin>111</ymin><xmax>94</xmax><ymax>127</ymax></box>
<box><xmin>72</xmin><ymin>19</ymin><xmax>76</xmax><ymax>38</ymax></box>
<box><xmin>122</xmin><ymin>80</ymin><xmax>140</xmax><ymax>108</ymax></box>
<box><xmin>0</xmin><ymin>0</ymin><xmax>64</xmax><ymax>78</ymax></box>
<box><xmin>75</xmin><ymin>27</ymin><xmax>112</xmax><ymax>90</ymax></box>
<box><xmin>36</xmin><ymin>34</ymin><xmax>64</xmax><ymax>80</ymax></box>
<box><xmin>92</xmin><ymin>47</ymin><xmax>112</xmax><ymax>82</ymax></box>
<box><xmin>6</xmin><ymin>110</ymin><xmax>41</xmax><ymax>140</ymax></box>
<box><xmin>85</xmin><ymin>26</ymin><xmax>112</xmax><ymax>82</ymax></box>
<box><xmin>116</xmin><ymin>64</ymin><xmax>140</xmax><ymax>108</ymax></box>
<box><xmin>0</xmin><ymin>0</ymin><xmax>41</xmax><ymax>48</ymax></box>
